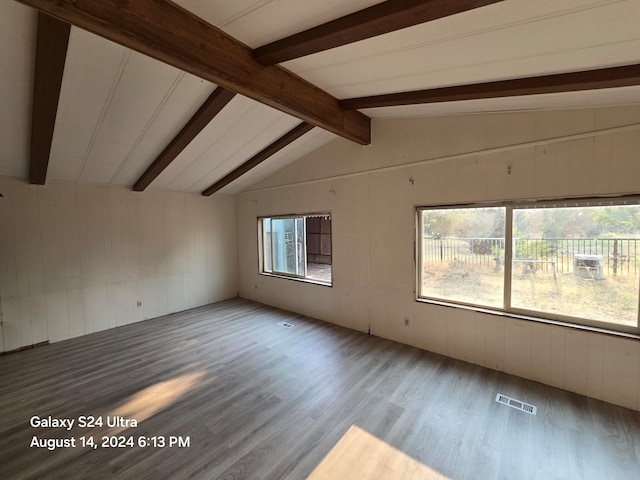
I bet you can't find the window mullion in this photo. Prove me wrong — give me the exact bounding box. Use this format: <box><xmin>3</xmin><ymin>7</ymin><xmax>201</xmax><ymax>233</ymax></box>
<box><xmin>504</xmin><ymin>207</ymin><xmax>514</xmax><ymax>310</ymax></box>
<box><xmin>271</xmin><ymin>220</ymin><xmax>277</xmax><ymax>274</ymax></box>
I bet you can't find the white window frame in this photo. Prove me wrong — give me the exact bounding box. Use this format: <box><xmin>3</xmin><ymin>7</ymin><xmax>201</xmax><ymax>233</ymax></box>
<box><xmin>416</xmin><ymin>197</ymin><xmax>640</xmax><ymax>337</ymax></box>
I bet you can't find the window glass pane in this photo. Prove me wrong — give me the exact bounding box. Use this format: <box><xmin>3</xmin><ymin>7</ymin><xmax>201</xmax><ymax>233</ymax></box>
<box><xmin>511</xmin><ymin>205</ymin><xmax>640</xmax><ymax>327</ymax></box>
<box><xmin>305</xmin><ymin>216</ymin><xmax>332</xmax><ymax>284</ymax></box>
<box><xmin>420</xmin><ymin>207</ymin><xmax>505</xmax><ymax>307</ymax></box>
<box><xmin>272</xmin><ymin>218</ymin><xmax>299</xmax><ymax>275</ymax></box>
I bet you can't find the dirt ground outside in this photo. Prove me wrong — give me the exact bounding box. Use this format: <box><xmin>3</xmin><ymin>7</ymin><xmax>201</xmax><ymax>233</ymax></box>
<box><xmin>422</xmin><ymin>262</ymin><xmax>639</xmax><ymax>327</ymax></box>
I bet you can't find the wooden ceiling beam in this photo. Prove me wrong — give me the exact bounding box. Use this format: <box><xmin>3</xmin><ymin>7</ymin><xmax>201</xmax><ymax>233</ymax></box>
<box><xmin>29</xmin><ymin>12</ymin><xmax>70</xmax><ymax>185</ymax></box>
<box><xmin>202</xmin><ymin>122</ymin><xmax>314</xmax><ymax>196</ymax></box>
<box><xmin>253</xmin><ymin>0</ymin><xmax>504</xmax><ymax>65</ymax></box>
<box><xmin>339</xmin><ymin>64</ymin><xmax>640</xmax><ymax>109</ymax></box>
<box><xmin>16</xmin><ymin>0</ymin><xmax>370</xmax><ymax>145</ymax></box>
<box><xmin>133</xmin><ymin>87</ymin><xmax>236</xmax><ymax>192</ymax></box>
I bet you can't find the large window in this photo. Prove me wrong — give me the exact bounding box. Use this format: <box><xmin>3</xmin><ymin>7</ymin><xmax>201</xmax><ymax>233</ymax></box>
<box><xmin>418</xmin><ymin>199</ymin><xmax>640</xmax><ymax>334</ymax></box>
<box><xmin>260</xmin><ymin>214</ymin><xmax>332</xmax><ymax>285</ymax></box>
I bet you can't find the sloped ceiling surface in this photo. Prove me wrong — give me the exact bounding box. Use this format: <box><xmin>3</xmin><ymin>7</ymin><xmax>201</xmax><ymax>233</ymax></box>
<box><xmin>0</xmin><ymin>2</ymin><xmax>36</xmax><ymax>179</ymax></box>
<box><xmin>1</xmin><ymin>0</ymin><xmax>639</xmax><ymax>194</ymax></box>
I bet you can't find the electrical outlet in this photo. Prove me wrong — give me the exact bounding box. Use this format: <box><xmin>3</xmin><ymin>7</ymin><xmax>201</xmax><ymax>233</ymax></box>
<box><xmin>136</xmin><ymin>300</ymin><xmax>142</xmax><ymax>308</ymax></box>
<box><xmin>404</xmin><ymin>317</ymin><xmax>410</xmax><ymax>326</ymax></box>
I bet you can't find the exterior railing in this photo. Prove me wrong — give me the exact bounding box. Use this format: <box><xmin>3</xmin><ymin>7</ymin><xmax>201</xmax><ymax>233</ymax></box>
<box><xmin>422</xmin><ymin>237</ymin><xmax>639</xmax><ymax>276</ymax></box>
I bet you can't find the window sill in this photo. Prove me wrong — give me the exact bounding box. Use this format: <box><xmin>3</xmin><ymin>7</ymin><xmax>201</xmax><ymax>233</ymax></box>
<box><xmin>415</xmin><ymin>297</ymin><xmax>640</xmax><ymax>341</ymax></box>
<box><xmin>260</xmin><ymin>272</ymin><xmax>332</xmax><ymax>288</ymax></box>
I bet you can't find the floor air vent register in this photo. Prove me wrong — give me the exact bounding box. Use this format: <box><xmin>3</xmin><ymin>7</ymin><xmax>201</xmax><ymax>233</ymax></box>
<box><xmin>495</xmin><ymin>393</ymin><xmax>537</xmax><ymax>415</ymax></box>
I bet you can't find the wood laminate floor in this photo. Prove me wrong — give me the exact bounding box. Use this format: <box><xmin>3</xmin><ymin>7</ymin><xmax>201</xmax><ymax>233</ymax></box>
<box><xmin>0</xmin><ymin>298</ymin><xmax>639</xmax><ymax>479</ymax></box>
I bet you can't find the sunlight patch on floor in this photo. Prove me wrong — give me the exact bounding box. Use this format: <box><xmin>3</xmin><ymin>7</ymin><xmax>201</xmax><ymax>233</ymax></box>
<box><xmin>308</xmin><ymin>425</ymin><xmax>450</xmax><ymax>480</ymax></box>
<box><xmin>105</xmin><ymin>370</ymin><xmax>207</xmax><ymax>434</ymax></box>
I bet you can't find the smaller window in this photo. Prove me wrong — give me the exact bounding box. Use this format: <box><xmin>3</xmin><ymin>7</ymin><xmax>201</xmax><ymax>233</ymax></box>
<box><xmin>260</xmin><ymin>214</ymin><xmax>332</xmax><ymax>285</ymax></box>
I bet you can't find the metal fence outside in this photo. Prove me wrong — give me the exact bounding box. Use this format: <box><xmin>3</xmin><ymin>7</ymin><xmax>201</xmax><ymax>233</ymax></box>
<box><xmin>422</xmin><ymin>237</ymin><xmax>640</xmax><ymax>276</ymax></box>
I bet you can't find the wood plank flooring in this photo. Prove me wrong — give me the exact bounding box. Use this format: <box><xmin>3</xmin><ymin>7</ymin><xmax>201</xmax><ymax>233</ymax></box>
<box><xmin>1</xmin><ymin>298</ymin><xmax>639</xmax><ymax>479</ymax></box>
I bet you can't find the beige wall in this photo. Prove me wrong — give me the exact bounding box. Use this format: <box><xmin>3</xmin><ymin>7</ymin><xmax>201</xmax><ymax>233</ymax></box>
<box><xmin>0</xmin><ymin>178</ymin><xmax>238</xmax><ymax>352</ymax></box>
<box><xmin>237</xmin><ymin>105</ymin><xmax>640</xmax><ymax>411</ymax></box>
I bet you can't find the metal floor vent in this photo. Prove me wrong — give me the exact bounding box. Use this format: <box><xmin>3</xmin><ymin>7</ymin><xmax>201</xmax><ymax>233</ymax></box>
<box><xmin>495</xmin><ymin>393</ymin><xmax>537</xmax><ymax>415</ymax></box>
<box><xmin>277</xmin><ymin>321</ymin><xmax>294</xmax><ymax>329</ymax></box>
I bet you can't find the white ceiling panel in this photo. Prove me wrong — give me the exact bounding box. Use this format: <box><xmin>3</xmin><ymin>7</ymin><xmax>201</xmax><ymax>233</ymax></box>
<box><xmin>174</xmin><ymin>0</ymin><xmax>383</xmax><ymax>47</ymax></box>
<box><xmin>150</xmin><ymin>95</ymin><xmax>259</xmax><ymax>189</ymax></box>
<box><xmin>48</xmin><ymin>28</ymin><xmax>129</xmax><ymax>181</ymax></box>
<box><xmin>157</xmin><ymin>98</ymin><xmax>299</xmax><ymax>192</ymax></box>
<box><xmin>0</xmin><ymin>2</ymin><xmax>35</xmax><ymax>178</ymax></box>
<box><xmin>75</xmin><ymin>51</ymin><xmax>187</xmax><ymax>184</ymax></box>
<box><xmin>286</xmin><ymin>0</ymin><xmax>640</xmax><ymax>98</ymax></box>
<box><xmin>109</xmin><ymin>73</ymin><xmax>215</xmax><ymax>186</ymax></box>
<box><xmin>50</xmin><ymin>28</ymin><xmax>216</xmax><ymax>186</ymax></box>
<box><xmin>186</xmin><ymin>111</ymin><xmax>300</xmax><ymax>193</ymax></box>
<box><xmin>219</xmin><ymin>128</ymin><xmax>337</xmax><ymax>194</ymax></box>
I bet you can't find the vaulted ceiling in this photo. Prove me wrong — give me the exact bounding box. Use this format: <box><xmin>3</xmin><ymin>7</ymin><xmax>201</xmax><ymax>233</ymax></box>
<box><xmin>1</xmin><ymin>0</ymin><xmax>639</xmax><ymax>195</ymax></box>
